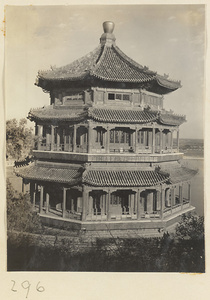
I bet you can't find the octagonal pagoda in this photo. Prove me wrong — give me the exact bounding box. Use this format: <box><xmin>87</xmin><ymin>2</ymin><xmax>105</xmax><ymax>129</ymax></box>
<box><xmin>16</xmin><ymin>21</ymin><xmax>197</xmax><ymax>232</ymax></box>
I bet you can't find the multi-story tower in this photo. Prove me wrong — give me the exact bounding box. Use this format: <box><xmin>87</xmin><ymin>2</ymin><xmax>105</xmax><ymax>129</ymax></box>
<box><xmin>16</xmin><ymin>21</ymin><xmax>197</xmax><ymax>232</ymax></box>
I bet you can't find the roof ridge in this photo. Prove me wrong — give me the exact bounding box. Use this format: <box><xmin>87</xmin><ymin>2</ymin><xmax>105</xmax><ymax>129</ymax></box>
<box><xmin>91</xmin><ymin>45</ymin><xmax>109</xmax><ymax>75</ymax></box>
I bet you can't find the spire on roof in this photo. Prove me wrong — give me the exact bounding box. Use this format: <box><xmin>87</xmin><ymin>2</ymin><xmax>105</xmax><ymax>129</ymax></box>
<box><xmin>100</xmin><ymin>21</ymin><xmax>116</xmax><ymax>47</ymax></box>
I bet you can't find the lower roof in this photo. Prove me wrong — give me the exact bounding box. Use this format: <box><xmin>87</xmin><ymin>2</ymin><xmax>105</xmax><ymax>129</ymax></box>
<box><xmin>15</xmin><ymin>164</ymin><xmax>83</xmax><ymax>185</ymax></box>
<box><xmin>15</xmin><ymin>163</ymin><xmax>197</xmax><ymax>187</ymax></box>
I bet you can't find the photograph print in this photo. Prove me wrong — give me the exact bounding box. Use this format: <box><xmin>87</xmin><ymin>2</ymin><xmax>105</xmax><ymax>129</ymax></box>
<box><xmin>5</xmin><ymin>5</ymin><xmax>205</xmax><ymax>272</ymax></box>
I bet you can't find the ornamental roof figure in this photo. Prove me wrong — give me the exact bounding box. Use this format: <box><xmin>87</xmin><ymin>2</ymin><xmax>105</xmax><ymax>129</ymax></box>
<box><xmin>36</xmin><ymin>21</ymin><xmax>181</xmax><ymax>94</ymax></box>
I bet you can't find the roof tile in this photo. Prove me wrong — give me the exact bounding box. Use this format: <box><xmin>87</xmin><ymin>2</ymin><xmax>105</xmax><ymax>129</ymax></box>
<box><xmin>15</xmin><ymin>164</ymin><xmax>83</xmax><ymax>185</ymax></box>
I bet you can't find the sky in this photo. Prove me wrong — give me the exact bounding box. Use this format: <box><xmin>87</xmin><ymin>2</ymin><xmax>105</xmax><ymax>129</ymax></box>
<box><xmin>5</xmin><ymin>5</ymin><xmax>205</xmax><ymax>139</ymax></box>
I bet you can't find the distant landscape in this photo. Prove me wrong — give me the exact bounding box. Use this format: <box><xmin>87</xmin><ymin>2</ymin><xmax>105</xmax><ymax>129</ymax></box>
<box><xmin>178</xmin><ymin>138</ymin><xmax>204</xmax><ymax>158</ymax></box>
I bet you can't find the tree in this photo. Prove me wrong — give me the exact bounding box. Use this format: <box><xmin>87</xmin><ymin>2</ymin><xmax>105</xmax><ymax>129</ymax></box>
<box><xmin>175</xmin><ymin>212</ymin><xmax>204</xmax><ymax>240</ymax></box>
<box><xmin>6</xmin><ymin>118</ymin><xmax>34</xmax><ymax>160</ymax></box>
<box><xmin>7</xmin><ymin>179</ymin><xmax>41</xmax><ymax>233</ymax></box>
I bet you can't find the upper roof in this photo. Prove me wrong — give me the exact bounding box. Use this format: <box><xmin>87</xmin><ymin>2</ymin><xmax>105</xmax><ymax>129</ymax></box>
<box><xmin>36</xmin><ymin>21</ymin><xmax>181</xmax><ymax>94</ymax></box>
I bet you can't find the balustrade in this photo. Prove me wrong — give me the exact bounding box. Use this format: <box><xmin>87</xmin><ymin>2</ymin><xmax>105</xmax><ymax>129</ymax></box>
<box><xmin>35</xmin><ymin>125</ymin><xmax>179</xmax><ymax>154</ymax></box>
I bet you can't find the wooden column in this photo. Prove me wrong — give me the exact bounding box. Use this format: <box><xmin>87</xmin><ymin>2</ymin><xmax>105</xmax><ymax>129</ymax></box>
<box><xmin>37</xmin><ymin>125</ymin><xmax>42</xmax><ymax>136</ymax></box>
<box><xmin>88</xmin><ymin>123</ymin><xmax>92</xmax><ymax>153</ymax></box>
<box><xmin>165</xmin><ymin>189</ymin><xmax>170</xmax><ymax>207</ymax></box>
<box><xmin>89</xmin><ymin>195</ymin><xmax>93</xmax><ymax>220</ymax></box>
<box><xmin>107</xmin><ymin>189</ymin><xmax>111</xmax><ymax>220</ymax></box>
<box><xmin>106</xmin><ymin>126</ymin><xmax>110</xmax><ymax>153</ymax></box>
<box><xmin>179</xmin><ymin>185</ymin><xmax>183</xmax><ymax>209</ymax></box>
<box><xmin>152</xmin><ymin>127</ymin><xmax>155</xmax><ymax>154</ymax></box>
<box><xmin>134</xmin><ymin>191</ymin><xmax>137</xmax><ymax>216</ymax></box>
<box><xmin>137</xmin><ymin>189</ymin><xmax>141</xmax><ymax>220</ymax></box>
<box><xmin>160</xmin><ymin>185</ymin><xmax>165</xmax><ymax>220</ymax></box>
<box><xmin>171</xmin><ymin>130</ymin><xmax>174</xmax><ymax>152</ymax></box>
<box><xmin>37</xmin><ymin>125</ymin><xmax>42</xmax><ymax>150</ymax></box>
<box><xmin>130</xmin><ymin>193</ymin><xmax>134</xmax><ymax>216</ymax></box>
<box><xmin>30</xmin><ymin>182</ymin><xmax>35</xmax><ymax>207</ymax></box>
<box><xmin>46</xmin><ymin>126</ymin><xmax>50</xmax><ymax>150</ymax></box>
<box><xmin>147</xmin><ymin>192</ymin><xmax>153</xmax><ymax>213</ymax></box>
<box><xmin>177</xmin><ymin>129</ymin><xmax>179</xmax><ymax>152</ymax></box>
<box><xmin>134</xmin><ymin>127</ymin><xmax>138</xmax><ymax>153</ymax></box>
<box><xmin>82</xmin><ymin>186</ymin><xmax>87</xmax><ymax>221</ymax></box>
<box><xmin>46</xmin><ymin>192</ymin><xmax>50</xmax><ymax>214</ymax></box>
<box><xmin>39</xmin><ymin>185</ymin><xmax>44</xmax><ymax>214</ymax></box>
<box><xmin>33</xmin><ymin>183</ymin><xmax>37</xmax><ymax>209</ymax></box>
<box><xmin>156</xmin><ymin>190</ymin><xmax>161</xmax><ymax>211</ymax></box>
<box><xmin>56</xmin><ymin>128</ymin><xmax>60</xmax><ymax>151</ymax></box>
<box><xmin>51</xmin><ymin>125</ymin><xmax>54</xmax><ymax>151</ymax></box>
<box><xmin>22</xmin><ymin>179</ymin><xmax>25</xmax><ymax>193</ymax></box>
<box><xmin>171</xmin><ymin>187</ymin><xmax>175</xmax><ymax>207</ymax></box>
<box><xmin>188</xmin><ymin>182</ymin><xmax>191</xmax><ymax>205</ymax></box>
<box><xmin>160</xmin><ymin>129</ymin><xmax>163</xmax><ymax>153</ymax></box>
<box><xmin>73</xmin><ymin>124</ymin><xmax>77</xmax><ymax>152</ymax></box>
<box><xmin>62</xmin><ymin>187</ymin><xmax>66</xmax><ymax>218</ymax></box>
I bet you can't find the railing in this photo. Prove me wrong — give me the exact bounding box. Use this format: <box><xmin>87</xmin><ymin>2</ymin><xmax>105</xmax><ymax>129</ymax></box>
<box><xmin>155</xmin><ymin>146</ymin><xmax>177</xmax><ymax>154</ymax></box>
<box><xmin>76</xmin><ymin>144</ymin><xmax>88</xmax><ymax>153</ymax></box>
<box><xmin>140</xmin><ymin>211</ymin><xmax>161</xmax><ymax>219</ymax></box>
<box><xmin>65</xmin><ymin>210</ymin><xmax>82</xmax><ymax>220</ymax></box>
<box><xmin>110</xmin><ymin>147</ymin><xmax>134</xmax><ymax>153</ymax></box>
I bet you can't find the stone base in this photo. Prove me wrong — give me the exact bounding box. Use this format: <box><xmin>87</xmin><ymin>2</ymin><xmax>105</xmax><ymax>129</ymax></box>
<box><xmin>39</xmin><ymin>206</ymin><xmax>195</xmax><ymax>235</ymax></box>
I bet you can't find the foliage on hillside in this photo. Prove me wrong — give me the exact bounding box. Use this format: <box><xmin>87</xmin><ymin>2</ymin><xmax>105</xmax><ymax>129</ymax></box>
<box><xmin>7</xmin><ymin>179</ymin><xmax>42</xmax><ymax>233</ymax></box>
<box><xmin>7</xmin><ymin>207</ymin><xmax>205</xmax><ymax>272</ymax></box>
<box><xmin>6</xmin><ymin>118</ymin><xmax>34</xmax><ymax>160</ymax></box>
<box><xmin>175</xmin><ymin>212</ymin><xmax>204</xmax><ymax>240</ymax></box>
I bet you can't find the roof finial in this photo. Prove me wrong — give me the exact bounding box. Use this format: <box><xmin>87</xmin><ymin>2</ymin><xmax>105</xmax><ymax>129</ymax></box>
<box><xmin>100</xmin><ymin>21</ymin><xmax>116</xmax><ymax>47</ymax></box>
<box><xmin>103</xmin><ymin>21</ymin><xmax>115</xmax><ymax>34</ymax></box>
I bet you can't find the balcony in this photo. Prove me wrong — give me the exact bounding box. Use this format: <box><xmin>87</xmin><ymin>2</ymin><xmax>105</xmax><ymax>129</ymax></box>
<box><xmin>33</xmin><ymin>148</ymin><xmax>183</xmax><ymax>163</ymax></box>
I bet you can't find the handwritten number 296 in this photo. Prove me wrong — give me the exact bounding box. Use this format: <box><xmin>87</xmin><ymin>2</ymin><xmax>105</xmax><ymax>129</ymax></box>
<box><xmin>11</xmin><ymin>280</ymin><xmax>45</xmax><ymax>298</ymax></box>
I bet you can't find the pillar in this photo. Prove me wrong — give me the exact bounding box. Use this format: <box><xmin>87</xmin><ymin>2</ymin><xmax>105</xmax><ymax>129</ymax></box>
<box><xmin>51</xmin><ymin>125</ymin><xmax>54</xmax><ymax>151</ymax></box>
<box><xmin>46</xmin><ymin>192</ymin><xmax>50</xmax><ymax>214</ymax></box>
<box><xmin>73</xmin><ymin>124</ymin><xmax>77</xmax><ymax>152</ymax></box>
<box><xmin>82</xmin><ymin>186</ymin><xmax>87</xmax><ymax>221</ymax></box>
<box><xmin>46</xmin><ymin>126</ymin><xmax>50</xmax><ymax>150</ymax></box>
<box><xmin>134</xmin><ymin>128</ymin><xmax>138</xmax><ymax>153</ymax></box>
<box><xmin>171</xmin><ymin>187</ymin><xmax>175</xmax><ymax>207</ymax></box>
<box><xmin>56</xmin><ymin>128</ymin><xmax>60</xmax><ymax>151</ymax></box>
<box><xmin>101</xmin><ymin>194</ymin><xmax>105</xmax><ymax>216</ymax></box>
<box><xmin>188</xmin><ymin>182</ymin><xmax>191</xmax><ymax>205</ymax></box>
<box><xmin>88</xmin><ymin>123</ymin><xmax>92</xmax><ymax>153</ymax></box>
<box><xmin>152</xmin><ymin>127</ymin><xmax>155</xmax><ymax>154</ymax></box>
<box><xmin>177</xmin><ymin>129</ymin><xmax>179</xmax><ymax>152</ymax></box>
<box><xmin>171</xmin><ymin>130</ymin><xmax>174</xmax><ymax>152</ymax></box>
<box><xmin>37</xmin><ymin>125</ymin><xmax>42</xmax><ymax>150</ymax></box>
<box><xmin>22</xmin><ymin>179</ymin><xmax>25</xmax><ymax>193</ymax></box>
<box><xmin>134</xmin><ymin>192</ymin><xmax>137</xmax><ymax>215</ymax></box>
<box><xmin>160</xmin><ymin>186</ymin><xmax>165</xmax><ymax>220</ymax></box>
<box><xmin>37</xmin><ymin>125</ymin><xmax>42</xmax><ymax>136</ymax></box>
<box><xmin>147</xmin><ymin>192</ymin><xmax>153</xmax><ymax>213</ymax></box>
<box><xmin>32</xmin><ymin>183</ymin><xmax>37</xmax><ymax>209</ymax></box>
<box><xmin>30</xmin><ymin>182</ymin><xmax>35</xmax><ymax>207</ymax></box>
<box><xmin>130</xmin><ymin>193</ymin><xmax>135</xmax><ymax>215</ymax></box>
<box><xmin>179</xmin><ymin>185</ymin><xmax>183</xmax><ymax>209</ymax></box>
<box><xmin>165</xmin><ymin>189</ymin><xmax>170</xmax><ymax>207</ymax></box>
<box><xmin>107</xmin><ymin>189</ymin><xmax>111</xmax><ymax>220</ymax></box>
<box><xmin>160</xmin><ymin>129</ymin><xmax>163</xmax><ymax>153</ymax></box>
<box><xmin>88</xmin><ymin>195</ymin><xmax>93</xmax><ymax>218</ymax></box>
<box><xmin>137</xmin><ymin>189</ymin><xmax>141</xmax><ymax>220</ymax></box>
<box><xmin>156</xmin><ymin>190</ymin><xmax>161</xmax><ymax>211</ymax></box>
<box><xmin>106</xmin><ymin>126</ymin><xmax>110</xmax><ymax>153</ymax></box>
<box><xmin>39</xmin><ymin>185</ymin><xmax>44</xmax><ymax>214</ymax></box>
<box><xmin>62</xmin><ymin>187</ymin><xmax>66</xmax><ymax>218</ymax></box>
